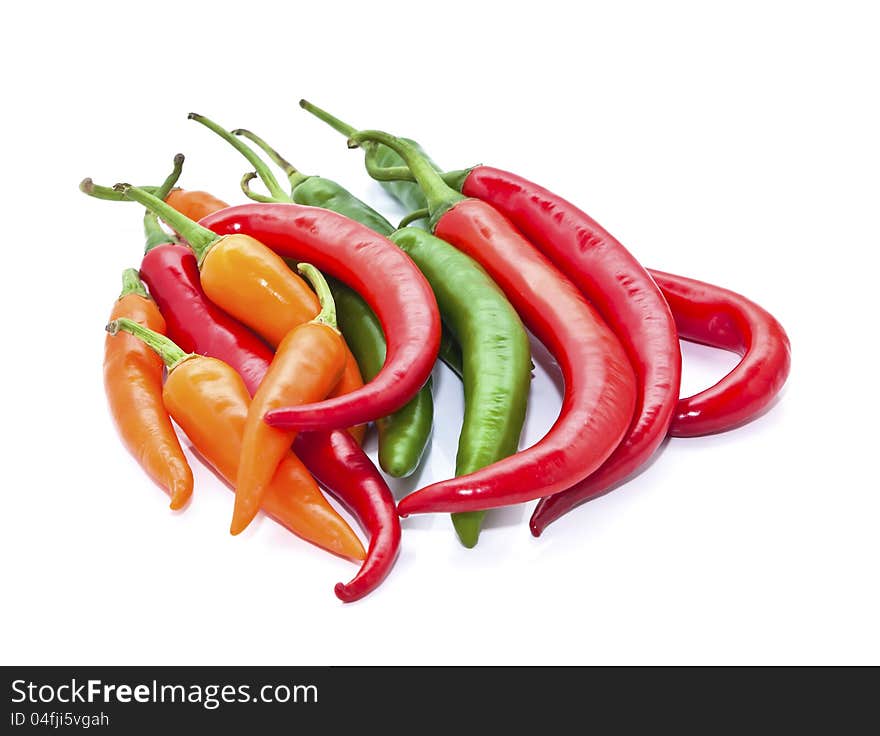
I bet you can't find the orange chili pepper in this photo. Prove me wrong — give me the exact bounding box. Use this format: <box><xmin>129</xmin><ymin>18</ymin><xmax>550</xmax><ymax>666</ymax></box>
<box><xmin>233</xmin><ymin>264</ymin><xmax>346</xmax><ymax>535</ymax></box>
<box><xmin>106</xmin><ymin>317</ymin><xmax>365</xmax><ymax>561</ymax></box>
<box><xmin>104</xmin><ymin>269</ymin><xmax>194</xmax><ymax>509</ymax></box>
<box><xmin>122</xmin><ymin>183</ymin><xmax>366</xmax><ymax>443</ymax></box>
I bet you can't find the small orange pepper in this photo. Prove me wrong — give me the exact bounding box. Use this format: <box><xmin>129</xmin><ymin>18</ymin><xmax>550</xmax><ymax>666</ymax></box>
<box><xmin>233</xmin><ymin>264</ymin><xmax>346</xmax><ymax>535</ymax></box>
<box><xmin>104</xmin><ymin>269</ymin><xmax>193</xmax><ymax>509</ymax></box>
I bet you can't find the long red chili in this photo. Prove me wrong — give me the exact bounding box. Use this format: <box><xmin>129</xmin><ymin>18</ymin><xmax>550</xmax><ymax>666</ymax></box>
<box><xmin>198</xmin><ymin>204</ymin><xmax>441</xmax><ymax>432</ymax></box>
<box><xmin>139</xmin><ymin>239</ymin><xmax>400</xmax><ymax>601</ymax></box>
<box><xmin>295</xmin><ymin>431</ymin><xmax>400</xmax><ymax>602</ymax></box>
<box><xmin>461</xmin><ymin>167</ymin><xmax>682</xmax><ymax>534</ymax></box>
<box><xmin>345</xmin><ymin>131</ymin><xmax>636</xmax><ymax>514</ymax></box>
<box><xmin>648</xmin><ymin>269</ymin><xmax>791</xmax><ymax>437</ymax></box>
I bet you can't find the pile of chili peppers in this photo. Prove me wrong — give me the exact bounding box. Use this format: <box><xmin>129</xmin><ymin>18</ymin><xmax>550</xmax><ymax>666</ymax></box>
<box><xmin>85</xmin><ymin>102</ymin><xmax>790</xmax><ymax>602</ymax></box>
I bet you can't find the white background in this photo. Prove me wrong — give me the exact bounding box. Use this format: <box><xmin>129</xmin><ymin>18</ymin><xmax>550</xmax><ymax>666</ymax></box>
<box><xmin>2</xmin><ymin>1</ymin><xmax>878</xmax><ymax>665</ymax></box>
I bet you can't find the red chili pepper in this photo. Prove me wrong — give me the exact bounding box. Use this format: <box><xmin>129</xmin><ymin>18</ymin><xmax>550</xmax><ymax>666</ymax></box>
<box><xmin>461</xmin><ymin>167</ymin><xmax>682</xmax><ymax>533</ymax></box>
<box><xmin>344</xmin><ymin>131</ymin><xmax>636</xmax><ymax>514</ymax></box>
<box><xmin>295</xmin><ymin>431</ymin><xmax>400</xmax><ymax>602</ymax></box>
<box><xmin>138</xmin><ymin>231</ymin><xmax>401</xmax><ymax>601</ymax></box>
<box><xmin>198</xmin><ymin>204</ymin><xmax>441</xmax><ymax>432</ymax></box>
<box><xmin>648</xmin><ymin>269</ymin><xmax>791</xmax><ymax>437</ymax></box>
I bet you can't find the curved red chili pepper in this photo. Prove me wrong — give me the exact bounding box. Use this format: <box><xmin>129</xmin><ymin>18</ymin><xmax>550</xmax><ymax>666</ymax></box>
<box><xmin>649</xmin><ymin>269</ymin><xmax>791</xmax><ymax>437</ymax></box>
<box><xmin>198</xmin><ymin>204</ymin><xmax>440</xmax><ymax>432</ymax></box>
<box><xmin>397</xmin><ymin>198</ymin><xmax>637</xmax><ymax>515</ymax></box>
<box><xmin>140</xmin><ymin>242</ymin><xmax>400</xmax><ymax>601</ymax></box>
<box><xmin>295</xmin><ymin>431</ymin><xmax>400</xmax><ymax>603</ymax></box>
<box><xmin>461</xmin><ymin>167</ymin><xmax>682</xmax><ymax>535</ymax></box>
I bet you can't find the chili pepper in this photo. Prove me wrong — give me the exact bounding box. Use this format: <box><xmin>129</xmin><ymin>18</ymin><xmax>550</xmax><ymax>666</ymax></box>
<box><xmin>344</xmin><ymin>130</ymin><xmax>635</xmax><ymax>514</ymax></box>
<box><xmin>233</xmin><ymin>264</ymin><xmax>346</xmax><ymax>535</ymax></box>
<box><xmin>294</xmin><ymin>430</ymin><xmax>400</xmax><ymax>602</ymax></box>
<box><xmin>106</xmin><ymin>318</ymin><xmax>364</xmax><ymax>561</ymax></box>
<box><xmin>190</xmin><ymin>114</ymin><xmax>430</xmax><ymax>471</ymax></box>
<box><xmin>647</xmin><ymin>270</ymin><xmax>791</xmax><ymax>437</ymax></box>
<box><xmin>197</xmin><ymin>202</ymin><xmax>440</xmax><ymax>433</ymax></box>
<box><xmin>391</xmin><ymin>227</ymin><xmax>532</xmax><ymax>544</ymax></box>
<box><xmin>104</xmin><ymin>268</ymin><xmax>193</xmax><ymax>509</ymax></box>
<box><xmin>83</xmin><ymin>165</ymin><xmax>398</xmax><ymax>598</ymax></box>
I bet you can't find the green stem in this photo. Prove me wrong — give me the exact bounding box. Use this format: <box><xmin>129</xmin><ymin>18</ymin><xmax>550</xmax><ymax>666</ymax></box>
<box><xmin>364</xmin><ymin>151</ymin><xmax>472</xmax><ymax>190</ymax></box>
<box><xmin>119</xmin><ymin>268</ymin><xmax>148</xmax><ymax>299</ymax></box>
<box><xmin>117</xmin><ymin>184</ymin><xmax>218</xmax><ymax>264</ymax></box>
<box><xmin>233</xmin><ymin>128</ymin><xmax>310</xmax><ymax>189</ymax></box>
<box><xmin>107</xmin><ymin>317</ymin><xmax>191</xmax><ymax>371</ymax></box>
<box><xmin>188</xmin><ymin>112</ymin><xmax>290</xmax><ymax>202</ymax></box>
<box><xmin>349</xmin><ymin>130</ymin><xmax>465</xmax><ymax>226</ymax></box>
<box><xmin>80</xmin><ymin>179</ymin><xmax>161</xmax><ymax>201</ymax></box>
<box><xmin>398</xmin><ymin>209</ymin><xmax>429</xmax><ymax>228</ymax></box>
<box><xmin>299</xmin><ymin>99</ymin><xmax>357</xmax><ymax>138</ymax></box>
<box><xmin>143</xmin><ymin>153</ymin><xmax>184</xmax><ymax>252</ymax></box>
<box><xmin>297</xmin><ymin>263</ymin><xmax>337</xmax><ymax>331</ymax></box>
<box><xmin>240</xmin><ymin>172</ymin><xmax>277</xmax><ymax>203</ymax></box>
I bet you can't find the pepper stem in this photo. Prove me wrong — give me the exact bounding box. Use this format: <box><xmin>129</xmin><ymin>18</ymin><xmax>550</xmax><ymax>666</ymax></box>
<box><xmin>364</xmin><ymin>151</ymin><xmax>472</xmax><ymax>191</ymax></box>
<box><xmin>398</xmin><ymin>209</ymin><xmax>429</xmax><ymax>228</ymax></box>
<box><xmin>349</xmin><ymin>130</ymin><xmax>465</xmax><ymax>227</ymax></box>
<box><xmin>119</xmin><ymin>268</ymin><xmax>148</xmax><ymax>299</ymax></box>
<box><xmin>240</xmin><ymin>172</ymin><xmax>276</xmax><ymax>203</ymax></box>
<box><xmin>233</xmin><ymin>128</ymin><xmax>311</xmax><ymax>189</ymax></box>
<box><xmin>143</xmin><ymin>154</ymin><xmax>184</xmax><ymax>252</ymax></box>
<box><xmin>106</xmin><ymin>318</ymin><xmax>192</xmax><ymax>371</ymax></box>
<box><xmin>80</xmin><ymin>179</ymin><xmax>161</xmax><ymax>201</ymax></box>
<box><xmin>189</xmin><ymin>113</ymin><xmax>290</xmax><ymax>202</ymax></box>
<box><xmin>299</xmin><ymin>99</ymin><xmax>357</xmax><ymax>138</ymax></box>
<box><xmin>115</xmin><ymin>184</ymin><xmax>218</xmax><ymax>264</ymax></box>
<box><xmin>297</xmin><ymin>263</ymin><xmax>337</xmax><ymax>331</ymax></box>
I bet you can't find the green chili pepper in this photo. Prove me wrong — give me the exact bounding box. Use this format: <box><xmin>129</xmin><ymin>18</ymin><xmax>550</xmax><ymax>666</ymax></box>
<box><xmin>391</xmin><ymin>228</ymin><xmax>531</xmax><ymax>546</ymax></box>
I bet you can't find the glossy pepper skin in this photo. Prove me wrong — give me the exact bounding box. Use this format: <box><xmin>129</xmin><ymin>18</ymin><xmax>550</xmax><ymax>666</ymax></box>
<box><xmin>459</xmin><ymin>167</ymin><xmax>682</xmax><ymax>535</ymax></box>
<box><xmin>233</xmin><ymin>265</ymin><xmax>347</xmax><ymax>535</ymax></box>
<box><xmin>391</xmin><ymin>227</ymin><xmax>531</xmax><ymax>545</ymax></box>
<box><xmin>648</xmin><ymin>270</ymin><xmax>791</xmax><ymax>437</ymax></box>
<box><xmin>347</xmin><ymin>131</ymin><xmax>636</xmax><ymax>514</ymax></box>
<box><xmin>199</xmin><ymin>203</ymin><xmax>441</xmax><ymax>432</ymax></box>
<box><xmin>296</xmin><ymin>430</ymin><xmax>400</xmax><ymax>602</ymax></box>
<box><xmin>107</xmin><ymin>319</ymin><xmax>364</xmax><ymax>562</ymax></box>
<box><xmin>104</xmin><ymin>269</ymin><xmax>193</xmax><ymax>509</ymax></box>
<box><xmin>329</xmin><ymin>277</ymin><xmax>434</xmax><ymax>477</ymax></box>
